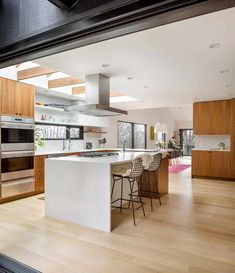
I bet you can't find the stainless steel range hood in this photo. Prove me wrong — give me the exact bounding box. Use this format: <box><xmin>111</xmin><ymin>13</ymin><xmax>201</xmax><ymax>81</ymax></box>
<box><xmin>65</xmin><ymin>74</ymin><xmax>127</xmax><ymax>117</ymax></box>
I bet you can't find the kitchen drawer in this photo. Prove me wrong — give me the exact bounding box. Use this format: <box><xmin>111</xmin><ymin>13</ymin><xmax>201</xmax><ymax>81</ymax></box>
<box><xmin>1</xmin><ymin>178</ymin><xmax>35</xmax><ymax>198</ymax></box>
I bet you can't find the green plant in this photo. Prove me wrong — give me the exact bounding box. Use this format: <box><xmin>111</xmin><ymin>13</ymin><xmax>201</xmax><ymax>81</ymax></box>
<box><xmin>35</xmin><ymin>127</ymin><xmax>45</xmax><ymax>148</ymax></box>
<box><xmin>218</xmin><ymin>142</ymin><xmax>225</xmax><ymax>150</ymax></box>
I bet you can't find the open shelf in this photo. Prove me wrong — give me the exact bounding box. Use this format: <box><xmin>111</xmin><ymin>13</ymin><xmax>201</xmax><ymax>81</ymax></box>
<box><xmin>35</xmin><ymin>120</ymin><xmax>80</xmax><ymax>127</ymax></box>
<box><xmin>84</xmin><ymin>130</ymin><xmax>107</xmax><ymax>134</ymax></box>
<box><xmin>35</xmin><ymin>105</ymin><xmax>66</xmax><ymax>112</ymax></box>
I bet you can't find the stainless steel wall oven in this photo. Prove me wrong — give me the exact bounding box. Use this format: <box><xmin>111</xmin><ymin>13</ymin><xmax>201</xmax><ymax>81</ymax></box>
<box><xmin>0</xmin><ymin>116</ymin><xmax>35</xmax><ymax>199</ymax></box>
<box><xmin>1</xmin><ymin>116</ymin><xmax>34</xmax><ymax>151</ymax></box>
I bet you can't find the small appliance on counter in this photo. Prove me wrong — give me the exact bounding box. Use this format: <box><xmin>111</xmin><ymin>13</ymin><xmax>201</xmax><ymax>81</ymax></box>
<box><xmin>0</xmin><ymin>116</ymin><xmax>35</xmax><ymax>199</ymax></box>
<box><xmin>86</xmin><ymin>142</ymin><xmax>93</xmax><ymax>149</ymax></box>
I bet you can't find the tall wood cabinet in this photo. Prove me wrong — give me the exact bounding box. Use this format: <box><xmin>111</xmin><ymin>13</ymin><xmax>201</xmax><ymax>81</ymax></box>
<box><xmin>193</xmin><ymin>99</ymin><xmax>234</xmax><ymax>180</ymax></box>
<box><xmin>193</xmin><ymin>100</ymin><xmax>230</xmax><ymax>135</ymax></box>
<box><xmin>0</xmin><ymin>77</ymin><xmax>35</xmax><ymax>118</ymax></box>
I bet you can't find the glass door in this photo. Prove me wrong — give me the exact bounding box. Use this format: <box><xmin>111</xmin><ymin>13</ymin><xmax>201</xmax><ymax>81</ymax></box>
<box><xmin>180</xmin><ymin>129</ymin><xmax>195</xmax><ymax>156</ymax></box>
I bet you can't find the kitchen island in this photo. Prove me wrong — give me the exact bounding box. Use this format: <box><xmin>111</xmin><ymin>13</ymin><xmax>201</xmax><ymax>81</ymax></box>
<box><xmin>45</xmin><ymin>151</ymin><xmax>168</xmax><ymax>232</ymax></box>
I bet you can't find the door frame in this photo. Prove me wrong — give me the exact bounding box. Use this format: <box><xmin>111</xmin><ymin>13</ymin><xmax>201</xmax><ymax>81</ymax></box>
<box><xmin>0</xmin><ymin>0</ymin><xmax>234</xmax><ymax>68</ymax></box>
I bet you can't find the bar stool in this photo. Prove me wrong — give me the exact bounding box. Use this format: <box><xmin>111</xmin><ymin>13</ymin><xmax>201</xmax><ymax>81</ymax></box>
<box><xmin>111</xmin><ymin>157</ymin><xmax>145</xmax><ymax>226</ymax></box>
<box><xmin>140</xmin><ymin>153</ymin><xmax>162</xmax><ymax>211</ymax></box>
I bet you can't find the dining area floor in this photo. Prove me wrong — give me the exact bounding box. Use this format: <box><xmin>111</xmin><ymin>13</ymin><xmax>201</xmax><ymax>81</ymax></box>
<box><xmin>0</xmin><ymin>163</ymin><xmax>234</xmax><ymax>273</ymax></box>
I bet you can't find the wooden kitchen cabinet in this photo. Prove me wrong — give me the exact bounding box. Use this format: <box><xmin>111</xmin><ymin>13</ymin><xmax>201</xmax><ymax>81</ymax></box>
<box><xmin>211</xmin><ymin>100</ymin><xmax>230</xmax><ymax>134</ymax></box>
<box><xmin>193</xmin><ymin>102</ymin><xmax>212</xmax><ymax>134</ymax></box>
<box><xmin>35</xmin><ymin>156</ymin><xmax>47</xmax><ymax>193</ymax></box>
<box><xmin>193</xmin><ymin>100</ymin><xmax>230</xmax><ymax>135</ymax></box>
<box><xmin>231</xmin><ymin>99</ymin><xmax>235</xmax><ymax>178</ymax></box>
<box><xmin>192</xmin><ymin>150</ymin><xmax>211</xmax><ymax>177</ymax></box>
<box><xmin>0</xmin><ymin>77</ymin><xmax>35</xmax><ymax>118</ymax></box>
<box><xmin>192</xmin><ymin>150</ymin><xmax>233</xmax><ymax>179</ymax></box>
<box><xmin>211</xmin><ymin>152</ymin><xmax>232</xmax><ymax>178</ymax></box>
<box><xmin>0</xmin><ymin>77</ymin><xmax>18</xmax><ymax>116</ymax></box>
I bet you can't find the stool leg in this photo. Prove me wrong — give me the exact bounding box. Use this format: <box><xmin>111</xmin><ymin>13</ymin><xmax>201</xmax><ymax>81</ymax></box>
<box><xmin>153</xmin><ymin>171</ymin><xmax>161</xmax><ymax>206</ymax></box>
<box><xmin>137</xmin><ymin>176</ymin><xmax>145</xmax><ymax>217</ymax></box>
<box><xmin>148</xmin><ymin>172</ymin><xmax>153</xmax><ymax>211</ymax></box>
<box><xmin>111</xmin><ymin>176</ymin><xmax>116</xmax><ymax>200</ymax></box>
<box><xmin>120</xmin><ymin>177</ymin><xmax>124</xmax><ymax>213</ymax></box>
<box><xmin>128</xmin><ymin>178</ymin><xmax>136</xmax><ymax>226</ymax></box>
<box><xmin>128</xmin><ymin>178</ymin><xmax>135</xmax><ymax>209</ymax></box>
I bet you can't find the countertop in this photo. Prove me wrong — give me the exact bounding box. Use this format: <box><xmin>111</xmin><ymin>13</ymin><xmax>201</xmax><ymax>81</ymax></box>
<box><xmin>46</xmin><ymin>150</ymin><xmax>168</xmax><ymax>164</ymax></box>
<box><xmin>35</xmin><ymin>148</ymin><xmax>165</xmax><ymax>156</ymax></box>
<box><xmin>192</xmin><ymin>148</ymin><xmax>230</xmax><ymax>152</ymax></box>
<box><xmin>35</xmin><ymin>148</ymin><xmax>119</xmax><ymax>156</ymax></box>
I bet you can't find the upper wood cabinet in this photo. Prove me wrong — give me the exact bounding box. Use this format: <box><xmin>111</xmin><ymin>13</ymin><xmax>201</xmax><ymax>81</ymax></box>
<box><xmin>211</xmin><ymin>100</ymin><xmax>230</xmax><ymax>134</ymax></box>
<box><xmin>0</xmin><ymin>77</ymin><xmax>35</xmax><ymax>118</ymax></box>
<box><xmin>193</xmin><ymin>102</ymin><xmax>212</xmax><ymax>135</ymax></box>
<box><xmin>193</xmin><ymin>100</ymin><xmax>230</xmax><ymax>135</ymax></box>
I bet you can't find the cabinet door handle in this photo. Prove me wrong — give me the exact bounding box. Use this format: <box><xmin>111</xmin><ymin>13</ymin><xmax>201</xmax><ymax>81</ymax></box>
<box><xmin>19</xmin><ymin>113</ymin><xmax>22</xmax><ymax>115</ymax></box>
<box><xmin>16</xmin><ymin>113</ymin><xmax>18</xmax><ymax>115</ymax></box>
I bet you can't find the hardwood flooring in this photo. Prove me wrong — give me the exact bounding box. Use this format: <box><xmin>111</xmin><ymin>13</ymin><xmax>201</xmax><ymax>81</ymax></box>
<box><xmin>0</xmin><ymin>158</ymin><xmax>235</xmax><ymax>273</ymax></box>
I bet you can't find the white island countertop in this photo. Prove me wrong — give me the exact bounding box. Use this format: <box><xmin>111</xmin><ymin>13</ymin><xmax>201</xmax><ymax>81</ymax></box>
<box><xmin>47</xmin><ymin>150</ymin><xmax>168</xmax><ymax>164</ymax></box>
<box><xmin>35</xmin><ymin>147</ymin><xmax>164</xmax><ymax>156</ymax></box>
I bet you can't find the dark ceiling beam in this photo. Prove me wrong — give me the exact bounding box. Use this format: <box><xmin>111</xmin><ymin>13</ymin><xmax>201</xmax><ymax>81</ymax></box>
<box><xmin>0</xmin><ymin>0</ymin><xmax>234</xmax><ymax>68</ymax></box>
<box><xmin>47</xmin><ymin>0</ymin><xmax>81</xmax><ymax>11</ymax></box>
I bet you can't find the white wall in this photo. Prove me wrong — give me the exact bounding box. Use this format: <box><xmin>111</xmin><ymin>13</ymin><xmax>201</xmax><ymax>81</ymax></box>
<box><xmin>106</xmin><ymin>108</ymin><xmax>176</xmax><ymax>149</ymax></box>
<box><xmin>169</xmin><ymin>105</ymin><xmax>193</xmax><ymax>129</ymax></box>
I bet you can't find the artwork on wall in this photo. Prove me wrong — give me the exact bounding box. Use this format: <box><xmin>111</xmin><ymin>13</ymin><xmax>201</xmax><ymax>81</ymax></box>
<box><xmin>150</xmin><ymin>126</ymin><xmax>155</xmax><ymax>140</ymax></box>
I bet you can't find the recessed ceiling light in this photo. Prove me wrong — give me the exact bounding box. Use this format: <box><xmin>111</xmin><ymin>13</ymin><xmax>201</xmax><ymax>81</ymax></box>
<box><xmin>127</xmin><ymin>77</ymin><xmax>134</xmax><ymax>80</ymax></box>
<box><xmin>209</xmin><ymin>43</ymin><xmax>220</xmax><ymax>49</ymax></box>
<box><xmin>220</xmin><ymin>69</ymin><xmax>229</xmax><ymax>74</ymax></box>
<box><xmin>102</xmin><ymin>64</ymin><xmax>110</xmax><ymax>68</ymax></box>
<box><xmin>225</xmin><ymin>84</ymin><xmax>232</xmax><ymax>88</ymax></box>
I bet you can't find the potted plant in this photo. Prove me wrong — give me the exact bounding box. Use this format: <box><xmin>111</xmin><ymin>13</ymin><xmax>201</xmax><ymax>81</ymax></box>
<box><xmin>35</xmin><ymin>127</ymin><xmax>45</xmax><ymax>150</ymax></box>
<box><xmin>218</xmin><ymin>142</ymin><xmax>225</xmax><ymax>150</ymax></box>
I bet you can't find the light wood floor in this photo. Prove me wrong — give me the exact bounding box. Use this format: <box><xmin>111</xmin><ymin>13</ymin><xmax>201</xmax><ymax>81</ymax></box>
<box><xmin>0</xmin><ymin>159</ymin><xmax>235</xmax><ymax>273</ymax></box>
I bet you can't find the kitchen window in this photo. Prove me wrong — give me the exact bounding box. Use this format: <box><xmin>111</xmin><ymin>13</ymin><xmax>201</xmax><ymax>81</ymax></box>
<box><xmin>35</xmin><ymin>123</ymin><xmax>84</xmax><ymax>140</ymax></box>
<box><xmin>117</xmin><ymin>121</ymin><xmax>146</xmax><ymax>149</ymax></box>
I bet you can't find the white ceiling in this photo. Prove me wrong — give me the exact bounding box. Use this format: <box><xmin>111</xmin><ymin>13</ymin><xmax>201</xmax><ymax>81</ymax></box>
<box><xmin>34</xmin><ymin>7</ymin><xmax>234</xmax><ymax>110</ymax></box>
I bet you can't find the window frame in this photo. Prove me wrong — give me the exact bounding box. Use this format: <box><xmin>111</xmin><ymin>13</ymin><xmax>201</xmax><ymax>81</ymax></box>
<box><xmin>117</xmin><ymin>120</ymin><xmax>147</xmax><ymax>149</ymax></box>
<box><xmin>35</xmin><ymin>122</ymin><xmax>84</xmax><ymax>140</ymax></box>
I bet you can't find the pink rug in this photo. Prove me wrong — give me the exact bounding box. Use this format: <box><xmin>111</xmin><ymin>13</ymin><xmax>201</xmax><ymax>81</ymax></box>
<box><xmin>169</xmin><ymin>164</ymin><xmax>191</xmax><ymax>174</ymax></box>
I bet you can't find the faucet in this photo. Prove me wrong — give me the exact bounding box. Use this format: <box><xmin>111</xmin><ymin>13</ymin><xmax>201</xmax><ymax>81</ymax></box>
<box><xmin>63</xmin><ymin>128</ymin><xmax>72</xmax><ymax>151</ymax></box>
<box><xmin>122</xmin><ymin>140</ymin><xmax>127</xmax><ymax>152</ymax></box>
<box><xmin>66</xmin><ymin>128</ymin><xmax>72</xmax><ymax>151</ymax></box>
<box><xmin>62</xmin><ymin>139</ymin><xmax>67</xmax><ymax>151</ymax></box>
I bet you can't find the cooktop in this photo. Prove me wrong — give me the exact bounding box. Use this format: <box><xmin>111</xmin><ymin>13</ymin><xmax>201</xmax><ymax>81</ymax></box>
<box><xmin>77</xmin><ymin>152</ymin><xmax>119</xmax><ymax>158</ymax></box>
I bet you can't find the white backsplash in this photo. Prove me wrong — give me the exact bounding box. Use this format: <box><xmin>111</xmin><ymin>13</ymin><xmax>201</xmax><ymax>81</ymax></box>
<box><xmin>35</xmin><ymin>134</ymin><xmax>106</xmax><ymax>153</ymax></box>
<box><xmin>195</xmin><ymin>135</ymin><xmax>230</xmax><ymax>150</ymax></box>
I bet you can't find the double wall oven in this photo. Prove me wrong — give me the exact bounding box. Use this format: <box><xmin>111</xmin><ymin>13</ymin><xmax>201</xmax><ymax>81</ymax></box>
<box><xmin>0</xmin><ymin>116</ymin><xmax>35</xmax><ymax>199</ymax></box>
